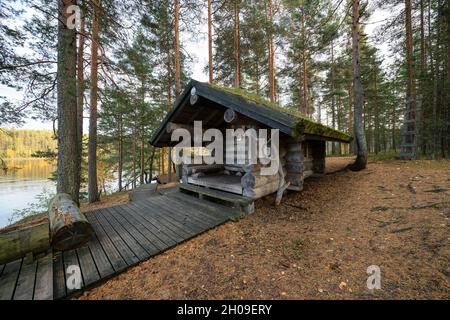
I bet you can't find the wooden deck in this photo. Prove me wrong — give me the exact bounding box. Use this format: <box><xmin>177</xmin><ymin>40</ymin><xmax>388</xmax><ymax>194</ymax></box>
<box><xmin>0</xmin><ymin>192</ymin><xmax>240</xmax><ymax>300</ymax></box>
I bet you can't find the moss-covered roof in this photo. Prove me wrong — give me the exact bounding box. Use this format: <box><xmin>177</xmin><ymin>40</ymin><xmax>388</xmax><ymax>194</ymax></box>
<box><xmin>203</xmin><ymin>82</ymin><xmax>353</xmax><ymax>143</ymax></box>
<box><xmin>150</xmin><ymin>79</ymin><xmax>353</xmax><ymax>147</ymax></box>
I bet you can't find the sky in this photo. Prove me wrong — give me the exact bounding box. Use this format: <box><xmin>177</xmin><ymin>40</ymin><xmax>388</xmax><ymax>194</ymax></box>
<box><xmin>1</xmin><ymin>3</ymin><xmax>394</xmax><ymax>131</ymax></box>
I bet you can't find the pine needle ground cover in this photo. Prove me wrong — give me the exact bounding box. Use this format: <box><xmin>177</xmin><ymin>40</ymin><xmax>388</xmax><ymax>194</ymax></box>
<box><xmin>78</xmin><ymin>158</ymin><xmax>450</xmax><ymax>300</ymax></box>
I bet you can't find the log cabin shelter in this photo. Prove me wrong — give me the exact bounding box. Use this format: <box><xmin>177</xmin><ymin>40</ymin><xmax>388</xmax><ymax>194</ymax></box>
<box><xmin>150</xmin><ymin>79</ymin><xmax>352</xmax><ymax>213</ymax></box>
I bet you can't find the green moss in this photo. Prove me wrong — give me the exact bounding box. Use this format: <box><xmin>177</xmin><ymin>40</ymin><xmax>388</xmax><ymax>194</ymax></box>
<box><xmin>204</xmin><ymin>82</ymin><xmax>353</xmax><ymax>142</ymax></box>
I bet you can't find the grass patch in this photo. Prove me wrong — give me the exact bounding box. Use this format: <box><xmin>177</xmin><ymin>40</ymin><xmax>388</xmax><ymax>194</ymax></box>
<box><xmin>368</xmin><ymin>150</ymin><xmax>400</xmax><ymax>161</ymax></box>
<box><xmin>285</xmin><ymin>237</ymin><xmax>305</xmax><ymax>258</ymax></box>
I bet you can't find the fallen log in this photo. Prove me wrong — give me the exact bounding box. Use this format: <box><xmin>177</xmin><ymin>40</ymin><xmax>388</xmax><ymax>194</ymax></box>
<box><xmin>0</xmin><ymin>223</ymin><xmax>49</xmax><ymax>265</ymax></box>
<box><xmin>48</xmin><ymin>193</ymin><xmax>94</xmax><ymax>251</ymax></box>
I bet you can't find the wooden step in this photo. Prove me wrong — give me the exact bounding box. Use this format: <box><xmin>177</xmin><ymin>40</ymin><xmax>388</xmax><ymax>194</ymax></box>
<box><xmin>178</xmin><ymin>183</ymin><xmax>254</xmax><ymax>214</ymax></box>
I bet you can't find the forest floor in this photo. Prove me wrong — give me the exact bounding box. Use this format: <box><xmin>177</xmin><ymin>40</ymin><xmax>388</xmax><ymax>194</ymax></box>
<box><xmin>82</xmin><ymin>158</ymin><xmax>449</xmax><ymax>299</ymax></box>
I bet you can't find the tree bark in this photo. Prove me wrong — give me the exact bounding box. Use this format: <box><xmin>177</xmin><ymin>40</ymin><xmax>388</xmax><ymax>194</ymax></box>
<box><xmin>56</xmin><ymin>0</ymin><xmax>79</xmax><ymax>202</ymax></box>
<box><xmin>88</xmin><ymin>0</ymin><xmax>100</xmax><ymax>203</ymax></box>
<box><xmin>267</xmin><ymin>0</ymin><xmax>275</xmax><ymax>102</ymax></box>
<box><xmin>405</xmin><ymin>0</ymin><xmax>417</xmax><ymax>123</ymax></box>
<box><xmin>301</xmin><ymin>9</ymin><xmax>310</xmax><ymax>117</ymax></box>
<box><xmin>419</xmin><ymin>0</ymin><xmax>426</xmax><ymax>155</ymax></box>
<box><xmin>349</xmin><ymin>0</ymin><xmax>367</xmax><ymax>171</ymax></box>
<box><xmin>174</xmin><ymin>0</ymin><xmax>181</xmax><ymax>96</ymax></box>
<box><xmin>167</xmin><ymin>52</ymin><xmax>173</xmax><ymax>181</ymax></box>
<box><xmin>118</xmin><ymin>113</ymin><xmax>123</xmax><ymax>191</ymax></box>
<box><xmin>76</xmin><ymin>0</ymin><xmax>85</xmax><ymax>205</ymax></box>
<box><xmin>208</xmin><ymin>0</ymin><xmax>213</xmax><ymax>83</ymax></box>
<box><xmin>446</xmin><ymin>0</ymin><xmax>450</xmax><ymax>156</ymax></box>
<box><xmin>233</xmin><ymin>0</ymin><xmax>241</xmax><ymax>88</ymax></box>
<box><xmin>331</xmin><ymin>40</ymin><xmax>337</xmax><ymax>155</ymax></box>
<box><xmin>132</xmin><ymin>125</ymin><xmax>137</xmax><ymax>188</ymax></box>
<box><xmin>140</xmin><ymin>124</ymin><xmax>145</xmax><ymax>185</ymax></box>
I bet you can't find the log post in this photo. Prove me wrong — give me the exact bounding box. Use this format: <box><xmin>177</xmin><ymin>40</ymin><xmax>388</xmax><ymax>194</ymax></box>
<box><xmin>311</xmin><ymin>140</ymin><xmax>326</xmax><ymax>174</ymax></box>
<box><xmin>48</xmin><ymin>193</ymin><xmax>94</xmax><ymax>251</ymax></box>
<box><xmin>285</xmin><ymin>141</ymin><xmax>305</xmax><ymax>191</ymax></box>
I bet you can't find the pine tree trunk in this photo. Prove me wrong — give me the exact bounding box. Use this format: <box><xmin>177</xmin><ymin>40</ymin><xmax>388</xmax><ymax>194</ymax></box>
<box><xmin>140</xmin><ymin>130</ymin><xmax>145</xmax><ymax>185</ymax></box>
<box><xmin>174</xmin><ymin>0</ymin><xmax>181</xmax><ymax>96</ymax></box>
<box><xmin>432</xmin><ymin>2</ymin><xmax>441</xmax><ymax>159</ymax></box>
<box><xmin>233</xmin><ymin>0</ymin><xmax>240</xmax><ymax>88</ymax></box>
<box><xmin>132</xmin><ymin>125</ymin><xmax>137</xmax><ymax>188</ymax></box>
<box><xmin>76</xmin><ymin>0</ymin><xmax>85</xmax><ymax>205</ymax></box>
<box><xmin>267</xmin><ymin>0</ymin><xmax>275</xmax><ymax>102</ymax></box>
<box><xmin>374</xmin><ymin>72</ymin><xmax>380</xmax><ymax>154</ymax></box>
<box><xmin>331</xmin><ymin>40</ymin><xmax>337</xmax><ymax>155</ymax></box>
<box><xmin>446</xmin><ymin>0</ymin><xmax>450</xmax><ymax>156</ymax></box>
<box><xmin>88</xmin><ymin>0</ymin><xmax>100</xmax><ymax>203</ymax></box>
<box><xmin>348</xmin><ymin>83</ymin><xmax>354</xmax><ymax>154</ymax></box>
<box><xmin>167</xmin><ymin>58</ymin><xmax>173</xmax><ymax>181</ymax></box>
<box><xmin>118</xmin><ymin>114</ymin><xmax>123</xmax><ymax>191</ymax></box>
<box><xmin>208</xmin><ymin>0</ymin><xmax>213</xmax><ymax>83</ymax></box>
<box><xmin>349</xmin><ymin>0</ymin><xmax>367</xmax><ymax>171</ymax></box>
<box><xmin>419</xmin><ymin>0</ymin><xmax>426</xmax><ymax>155</ymax></box>
<box><xmin>392</xmin><ymin>101</ymin><xmax>396</xmax><ymax>151</ymax></box>
<box><xmin>148</xmin><ymin>147</ymin><xmax>155</xmax><ymax>182</ymax></box>
<box><xmin>405</xmin><ymin>0</ymin><xmax>417</xmax><ymax>123</ymax></box>
<box><xmin>301</xmin><ymin>11</ymin><xmax>310</xmax><ymax>117</ymax></box>
<box><xmin>57</xmin><ymin>0</ymin><xmax>79</xmax><ymax>202</ymax></box>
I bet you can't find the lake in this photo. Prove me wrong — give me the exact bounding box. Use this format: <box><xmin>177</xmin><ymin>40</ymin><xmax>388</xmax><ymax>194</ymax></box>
<box><xmin>0</xmin><ymin>159</ymin><xmax>56</xmax><ymax>228</ymax></box>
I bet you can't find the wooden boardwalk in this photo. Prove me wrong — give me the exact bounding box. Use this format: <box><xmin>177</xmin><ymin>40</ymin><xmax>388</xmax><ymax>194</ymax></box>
<box><xmin>0</xmin><ymin>192</ymin><xmax>239</xmax><ymax>300</ymax></box>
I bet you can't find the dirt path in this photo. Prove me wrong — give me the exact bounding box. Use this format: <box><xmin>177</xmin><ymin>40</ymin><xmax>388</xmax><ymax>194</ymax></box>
<box><xmin>79</xmin><ymin>158</ymin><xmax>450</xmax><ymax>300</ymax></box>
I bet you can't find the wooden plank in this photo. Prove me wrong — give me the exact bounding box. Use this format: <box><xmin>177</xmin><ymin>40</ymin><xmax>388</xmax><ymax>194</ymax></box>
<box><xmin>0</xmin><ymin>258</ymin><xmax>22</xmax><ymax>300</ymax></box>
<box><xmin>86</xmin><ymin>212</ymin><xmax>127</xmax><ymax>272</ymax></box>
<box><xmin>34</xmin><ymin>253</ymin><xmax>53</xmax><ymax>300</ymax></box>
<box><xmin>108</xmin><ymin>206</ymin><xmax>160</xmax><ymax>256</ymax></box>
<box><xmin>85</xmin><ymin>233</ymin><xmax>114</xmax><ymax>279</ymax></box>
<box><xmin>148</xmin><ymin>196</ymin><xmax>214</xmax><ymax>231</ymax></box>
<box><xmin>131</xmin><ymin>201</ymin><xmax>196</xmax><ymax>238</ymax></box>
<box><xmin>76</xmin><ymin>246</ymin><xmax>100</xmax><ymax>287</ymax></box>
<box><xmin>167</xmin><ymin>193</ymin><xmax>235</xmax><ymax>223</ymax></box>
<box><xmin>167</xmin><ymin>192</ymin><xmax>238</xmax><ymax>221</ymax></box>
<box><xmin>53</xmin><ymin>251</ymin><xmax>66</xmax><ymax>300</ymax></box>
<box><xmin>13</xmin><ymin>255</ymin><xmax>37</xmax><ymax>300</ymax></box>
<box><xmin>179</xmin><ymin>183</ymin><xmax>253</xmax><ymax>204</ymax></box>
<box><xmin>142</xmin><ymin>196</ymin><xmax>206</xmax><ymax>231</ymax></box>
<box><xmin>63</xmin><ymin>249</ymin><xmax>83</xmax><ymax>295</ymax></box>
<box><xmin>102</xmin><ymin>207</ymin><xmax>149</xmax><ymax>261</ymax></box>
<box><xmin>152</xmin><ymin>195</ymin><xmax>221</xmax><ymax>227</ymax></box>
<box><xmin>187</xmin><ymin>175</ymin><xmax>243</xmax><ymax>194</ymax></box>
<box><xmin>126</xmin><ymin>202</ymin><xmax>190</xmax><ymax>241</ymax></box>
<box><xmin>91</xmin><ymin>211</ymin><xmax>139</xmax><ymax>266</ymax></box>
<box><xmin>125</xmin><ymin>203</ymin><xmax>186</xmax><ymax>243</ymax></box>
<box><xmin>116</xmin><ymin>204</ymin><xmax>176</xmax><ymax>249</ymax></box>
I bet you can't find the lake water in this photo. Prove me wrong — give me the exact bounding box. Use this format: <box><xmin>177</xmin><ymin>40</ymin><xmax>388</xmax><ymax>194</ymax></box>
<box><xmin>0</xmin><ymin>159</ymin><xmax>56</xmax><ymax>228</ymax></box>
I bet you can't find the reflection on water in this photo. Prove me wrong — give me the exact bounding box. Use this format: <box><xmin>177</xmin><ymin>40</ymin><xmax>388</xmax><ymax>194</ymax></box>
<box><xmin>0</xmin><ymin>159</ymin><xmax>56</xmax><ymax>228</ymax></box>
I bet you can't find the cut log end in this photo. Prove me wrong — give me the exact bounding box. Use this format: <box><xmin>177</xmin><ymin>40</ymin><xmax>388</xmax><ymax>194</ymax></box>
<box><xmin>51</xmin><ymin>222</ymin><xmax>94</xmax><ymax>251</ymax></box>
<box><xmin>48</xmin><ymin>193</ymin><xmax>94</xmax><ymax>251</ymax></box>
